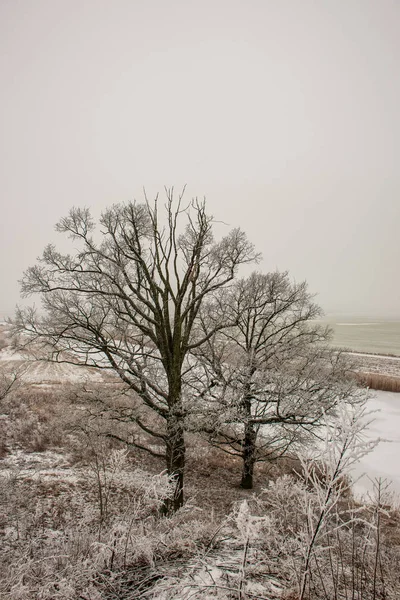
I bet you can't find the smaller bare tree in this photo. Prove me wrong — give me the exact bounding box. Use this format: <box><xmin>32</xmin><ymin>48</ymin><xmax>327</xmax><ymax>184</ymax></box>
<box><xmin>193</xmin><ymin>271</ymin><xmax>363</xmax><ymax>489</ymax></box>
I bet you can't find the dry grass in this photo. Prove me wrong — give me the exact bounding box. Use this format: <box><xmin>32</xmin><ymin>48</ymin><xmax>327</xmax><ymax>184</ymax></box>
<box><xmin>354</xmin><ymin>371</ymin><xmax>400</xmax><ymax>392</ymax></box>
<box><xmin>0</xmin><ymin>385</ymin><xmax>71</xmax><ymax>455</ymax></box>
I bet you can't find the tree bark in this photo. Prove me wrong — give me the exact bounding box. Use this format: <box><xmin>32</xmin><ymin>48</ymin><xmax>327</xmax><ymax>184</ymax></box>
<box><xmin>165</xmin><ymin>415</ymin><xmax>185</xmax><ymax>512</ymax></box>
<box><xmin>240</xmin><ymin>420</ymin><xmax>257</xmax><ymax>489</ymax></box>
<box><xmin>239</xmin><ymin>377</ymin><xmax>257</xmax><ymax>489</ymax></box>
<box><xmin>161</xmin><ymin>382</ymin><xmax>186</xmax><ymax>514</ymax></box>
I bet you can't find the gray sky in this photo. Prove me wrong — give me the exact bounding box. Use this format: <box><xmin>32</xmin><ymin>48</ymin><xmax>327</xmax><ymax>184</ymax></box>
<box><xmin>1</xmin><ymin>0</ymin><xmax>399</xmax><ymax>318</ymax></box>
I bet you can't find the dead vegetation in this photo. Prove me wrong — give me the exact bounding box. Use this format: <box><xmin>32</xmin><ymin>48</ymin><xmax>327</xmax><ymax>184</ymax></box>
<box><xmin>0</xmin><ymin>378</ymin><xmax>399</xmax><ymax>599</ymax></box>
<box><xmin>2</xmin><ymin>440</ymin><xmax>400</xmax><ymax>598</ymax></box>
<box><xmin>353</xmin><ymin>371</ymin><xmax>400</xmax><ymax>392</ymax></box>
<box><xmin>0</xmin><ymin>324</ymin><xmax>10</xmax><ymax>351</ymax></box>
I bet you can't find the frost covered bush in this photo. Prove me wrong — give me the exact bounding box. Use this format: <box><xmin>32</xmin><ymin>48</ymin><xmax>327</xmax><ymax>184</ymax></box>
<box><xmin>154</xmin><ymin>403</ymin><xmax>400</xmax><ymax>600</ymax></box>
<box><xmin>225</xmin><ymin>404</ymin><xmax>400</xmax><ymax>599</ymax></box>
<box><xmin>0</xmin><ymin>445</ymin><xmax>221</xmax><ymax>600</ymax></box>
<box><xmin>0</xmin><ymin>385</ymin><xmax>66</xmax><ymax>454</ymax></box>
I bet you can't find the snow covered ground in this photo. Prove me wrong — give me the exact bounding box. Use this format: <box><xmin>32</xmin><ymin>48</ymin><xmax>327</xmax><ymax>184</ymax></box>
<box><xmin>352</xmin><ymin>390</ymin><xmax>400</xmax><ymax>499</ymax></box>
<box><xmin>0</xmin><ymin>346</ymin><xmax>105</xmax><ymax>383</ymax></box>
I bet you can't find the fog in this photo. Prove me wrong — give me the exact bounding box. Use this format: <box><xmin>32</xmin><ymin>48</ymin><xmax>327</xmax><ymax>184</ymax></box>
<box><xmin>1</xmin><ymin>0</ymin><xmax>399</xmax><ymax>318</ymax></box>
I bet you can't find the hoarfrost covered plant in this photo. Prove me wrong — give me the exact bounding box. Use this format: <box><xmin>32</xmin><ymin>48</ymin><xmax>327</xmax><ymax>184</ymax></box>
<box><xmin>196</xmin><ymin>400</ymin><xmax>394</xmax><ymax>600</ymax></box>
<box><xmin>85</xmin><ymin>441</ymin><xmax>174</xmax><ymax>527</ymax></box>
<box><xmin>297</xmin><ymin>400</ymin><xmax>377</xmax><ymax>599</ymax></box>
<box><xmin>0</xmin><ymin>365</ymin><xmax>25</xmax><ymax>456</ymax></box>
<box><xmin>0</xmin><ymin>459</ymin><xmax>209</xmax><ymax>600</ymax></box>
<box><xmin>152</xmin><ymin>403</ymin><xmax>385</xmax><ymax>600</ymax></box>
<box><xmin>234</xmin><ymin>499</ymin><xmax>272</xmax><ymax>543</ymax></box>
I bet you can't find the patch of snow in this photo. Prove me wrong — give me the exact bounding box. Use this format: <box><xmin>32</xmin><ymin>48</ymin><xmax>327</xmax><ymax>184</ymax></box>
<box><xmin>0</xmin><ymin>352</ymin><xmax>106</xmax><ymax>384</ymax></box>
<box><xmin>20</xmin><ymin>361</ymin><xmax>105</xmax><ymax>383</ymax></box>
<box><xmin>152</xmin><ymin>542</ymin><xmax>283</xmax><ymax>599</ymax></box>
<box><xmin>0</xmin><ymin>449</ymin><xmax>83</xmax><ymax>484</ymax></box>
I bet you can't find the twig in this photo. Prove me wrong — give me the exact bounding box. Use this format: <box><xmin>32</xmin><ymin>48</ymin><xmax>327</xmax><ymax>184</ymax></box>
<box><xmin>238</xmin><ymin>534</ymin><xmax>250</xmax><ymax>599</ymax></box>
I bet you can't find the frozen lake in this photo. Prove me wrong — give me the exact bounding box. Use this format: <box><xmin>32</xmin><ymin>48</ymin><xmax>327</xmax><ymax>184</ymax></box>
<box><xmin>318</xmin><ymin>315</ymin><xmax>400</xmax><ymax>356</ymax></box>
<box><xmin>352</xmin><ymin>390</ymin><xmax>400</xmax><ymax>499</ymax></box>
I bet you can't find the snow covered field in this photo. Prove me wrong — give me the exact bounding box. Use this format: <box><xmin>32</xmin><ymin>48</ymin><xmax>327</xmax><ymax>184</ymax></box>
<box><xmin>0</xmin><ymin>346</ymin><xmax>105</xmax><ymax>384</ymax></box>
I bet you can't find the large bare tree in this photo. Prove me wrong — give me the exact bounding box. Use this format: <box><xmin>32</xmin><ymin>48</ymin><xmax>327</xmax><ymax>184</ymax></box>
<box><xmin>14</xmin><ymin>191</ymin><xmax>259</xmax><ymax>511</ymax></box>
<box><xmin>193</xmin><ymin>271</ymin><xmax>362</xmax><ymax>489</ymax></box>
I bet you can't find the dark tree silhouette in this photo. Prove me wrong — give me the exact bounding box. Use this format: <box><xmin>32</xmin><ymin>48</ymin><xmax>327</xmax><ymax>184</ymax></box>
<box><xmin>14</xmin><ymin>190</ymin><xmax>259</xmax><ymax>511</ymax></box>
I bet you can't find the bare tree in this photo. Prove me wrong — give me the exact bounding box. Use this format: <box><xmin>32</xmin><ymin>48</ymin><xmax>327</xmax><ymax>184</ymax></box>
<box><xmin>13</xmin><ymin>191</ymin><xmax>259</xmax><ymax>511</ymax></box>
<box><xmin>194</xmin><ymin>271</ymin><xmax>362</xmax><ymax>489</ymax></box>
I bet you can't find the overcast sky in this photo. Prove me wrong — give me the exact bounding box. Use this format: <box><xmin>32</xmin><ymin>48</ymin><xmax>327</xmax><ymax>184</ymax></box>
<box><xmin>1</xmin><ymin>0</ymin><xmax>399</xmax><ymax>318</ymax></box>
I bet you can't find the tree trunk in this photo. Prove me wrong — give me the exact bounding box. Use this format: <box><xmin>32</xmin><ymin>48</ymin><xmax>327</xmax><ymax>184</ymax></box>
<box><xmin>240</xmin><ymin>421</ymin><xmax>257</xmax><ymax>489</ymax></box>
<box><xmin>162</xmin><ymin>398</ymin><xmax>186</xmax><ymax>514</ymax></box>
